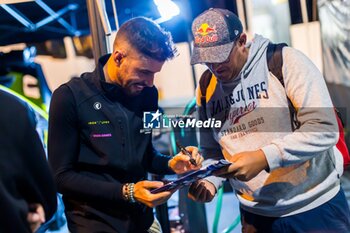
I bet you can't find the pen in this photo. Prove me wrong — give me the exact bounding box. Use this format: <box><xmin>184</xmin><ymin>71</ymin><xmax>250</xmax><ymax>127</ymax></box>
<box><xmin>176</xmin><ymin>141</ymin><xmax>197</xmax><ymax>166</ymax></box>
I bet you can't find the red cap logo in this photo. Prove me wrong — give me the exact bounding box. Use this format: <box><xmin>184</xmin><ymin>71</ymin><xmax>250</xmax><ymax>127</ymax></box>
<box><xmin>195</xmin><ymin>23</ymin><xmax>218</xmax><ymax>45</ymax></box>
<box><xmin>195</xmin><ymin>23</ymin><xmax>217</xmax><ymax>36</ymax></box>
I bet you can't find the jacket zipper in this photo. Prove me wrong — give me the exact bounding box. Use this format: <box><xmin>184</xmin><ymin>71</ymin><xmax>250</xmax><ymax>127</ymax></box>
<box><xmin>116</xmin><ymin>104</ymin><xmax>133</xmax><ymax>161</ymax></box>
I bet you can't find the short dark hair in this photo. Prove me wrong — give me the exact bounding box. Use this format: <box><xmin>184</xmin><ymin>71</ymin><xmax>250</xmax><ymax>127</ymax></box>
<box><xmin>114</xmin><ymin>17</ymin><xmax>177</xmax><ymax>61</ymax></box>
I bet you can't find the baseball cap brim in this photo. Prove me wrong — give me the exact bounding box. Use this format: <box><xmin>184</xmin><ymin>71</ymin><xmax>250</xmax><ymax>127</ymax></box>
<box><xmin>190</xmin><ymin>41</ymin><xmax>234</xmax><ymax>65</ymax></box>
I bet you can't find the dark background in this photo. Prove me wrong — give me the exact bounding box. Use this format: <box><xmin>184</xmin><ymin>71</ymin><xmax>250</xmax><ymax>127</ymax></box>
<box><xmin>0</xmin><ymin>0</ymin><xmax>318</xmax><ymax>46</ymax></box>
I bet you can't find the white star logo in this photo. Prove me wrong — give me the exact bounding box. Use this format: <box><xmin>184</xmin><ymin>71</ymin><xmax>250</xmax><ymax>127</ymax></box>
<box><xmin>150</xmin><ymin>110</ymin><xmax>162</xmax><ymax>122</ymax></box>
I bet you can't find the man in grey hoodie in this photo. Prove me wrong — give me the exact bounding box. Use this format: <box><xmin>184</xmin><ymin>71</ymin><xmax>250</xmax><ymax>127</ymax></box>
<box><xmin>188</xmin><ymin>8</ymin><xmax>350</xmax><ymax>232</ymax></box>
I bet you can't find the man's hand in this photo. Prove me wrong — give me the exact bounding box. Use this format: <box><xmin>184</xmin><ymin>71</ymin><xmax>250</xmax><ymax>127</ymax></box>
<box><xmin>27</xmin><ymin>203</ymin><xmax>45</xmax><ymax>233</ymax></box>
<box><xmin>188</xmin><ymin>180</ymin><xmax>217</xmax><ymax>203</ymax></box>
<box><xmin>169</xmin><ymin>146</ymin><xmax>203</xmax><ymax>174</ymax></box>
<box><xmin>133</xmin><ymin>181</ymin><xmax>175</xmax><ymax>208</ymax></box>
<box><xmin>214</xmin><ymin>150</ymin><xmax>269</xmax><ymax>181</ymax></box>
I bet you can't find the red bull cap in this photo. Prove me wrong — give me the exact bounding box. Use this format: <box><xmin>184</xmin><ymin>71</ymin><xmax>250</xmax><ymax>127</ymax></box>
<box><xmin>191</xmin><ymin>8</ymin><xmax>243</xmax><ymax>65</ymax></box>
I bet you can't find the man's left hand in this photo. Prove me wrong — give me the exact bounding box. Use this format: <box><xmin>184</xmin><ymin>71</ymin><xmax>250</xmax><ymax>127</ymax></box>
<box><xmin>27</xmin><ymin>203</ymin><xmax>45</xmax><ymax>233</ymax></box>
<box><xmin>214</xmin><ymin>150</ymin><xmax>269</xmax><ymax>181</ymax></box>
<box><xmin>169</xmin><ymin>146</ymin><xmax>203</xmax><ymax>174</ymax></box>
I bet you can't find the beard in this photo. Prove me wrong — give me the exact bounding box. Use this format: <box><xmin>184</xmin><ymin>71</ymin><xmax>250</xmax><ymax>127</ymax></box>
<box><xmin>116</xmin><ymin>72</ymin><xmax>148</xmax><ymax>96</ymax></box>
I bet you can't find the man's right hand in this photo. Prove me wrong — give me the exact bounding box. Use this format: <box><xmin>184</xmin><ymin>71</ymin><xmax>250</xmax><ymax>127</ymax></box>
<box><xmin>188</xmin><ymin>179</ymin><xmax>217</xmax><ymax>202</ymax></box>
<box><xmin>134</xmin><ymin>181</ymin><xmax>174</xmax><ymax>208</ymax></box>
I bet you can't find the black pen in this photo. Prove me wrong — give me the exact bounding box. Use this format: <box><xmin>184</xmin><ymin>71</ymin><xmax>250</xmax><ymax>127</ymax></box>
<box><xmin>176</xmin><ymin>141</ymin><xmax>197</xmax><ymax>166</ymax></box>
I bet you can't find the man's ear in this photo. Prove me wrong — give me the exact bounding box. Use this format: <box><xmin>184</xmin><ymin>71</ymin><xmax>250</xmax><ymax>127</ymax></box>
<box><xmin>238</xmin><ymin>33</ymin><xmax>247</xmax><ymax>46</ymax></box>
<box><xmin>113</xmin><ymin>50</ymin><xmax>125</xmax><ymax>67</ymax></box>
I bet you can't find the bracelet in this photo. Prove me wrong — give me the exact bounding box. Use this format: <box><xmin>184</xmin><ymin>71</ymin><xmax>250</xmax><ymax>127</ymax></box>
<box><xmin>123</xmin><ymin>183</ymin><xmax>136</xmax><ymax>203</ymax></box>
<box><xmin>127</xmin><ymin>183</ymin><xmax>136</xmax><ymax>203</ymax></box>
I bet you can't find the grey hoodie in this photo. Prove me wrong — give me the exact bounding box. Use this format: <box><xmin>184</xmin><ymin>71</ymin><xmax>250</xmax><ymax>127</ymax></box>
<box><xmin>197</xmin><ymin>34</ymin><xmax>342</xmax><ymax>217</ymax></box>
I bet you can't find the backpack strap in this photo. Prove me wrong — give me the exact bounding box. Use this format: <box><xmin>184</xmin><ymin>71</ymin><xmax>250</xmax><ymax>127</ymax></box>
<box><xmin>266</xmin><ymin>43</ymin><xmax>287</xmax><ymax>87</ymax></box>
<box><xmin>335</xmin><ymin>107</ymin><xmax>345</xmax><ymax>127</ymax></box>
<box><xmin>199</xmin><ymin>69</ymin><xmax>212</xmax><ymax>100</ymax></box>
<box><xmin>266</xmin><ymin>42</ymin><xmax>301</xmax><ymax>130</ymax></box>
<box><xmin>198</xmin><ymin>69</ymin><xmax>213</xmax><ymax>117</ymax></box>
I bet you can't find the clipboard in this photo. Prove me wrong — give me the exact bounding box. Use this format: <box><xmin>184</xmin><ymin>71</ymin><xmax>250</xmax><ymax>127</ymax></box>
<box><xmin>151</xmin><ymin>159</ymin><xmax>231</xmax><ymax>194</ymax></box>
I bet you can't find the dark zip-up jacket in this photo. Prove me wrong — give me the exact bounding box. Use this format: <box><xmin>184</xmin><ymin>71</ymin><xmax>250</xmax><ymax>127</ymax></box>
<box><xmin>48</xmin><ymin>55</ymin><xmax>173</xmax><ymax>232</ymax></box>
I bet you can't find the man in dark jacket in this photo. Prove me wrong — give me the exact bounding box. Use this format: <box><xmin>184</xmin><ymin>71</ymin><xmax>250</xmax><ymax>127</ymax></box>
<box><xmin>48</xmin><ymin>17</ymin><xmax>203</xmax><ymax>233</ymax></box>
<box><xmin>0</xmin><ymin>89</ymin><xmax>57</xmax><ymax>233</ymax></box>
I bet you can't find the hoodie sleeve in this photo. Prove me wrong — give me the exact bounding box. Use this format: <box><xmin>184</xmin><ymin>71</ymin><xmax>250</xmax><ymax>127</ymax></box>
<box><xmin>262</xmin><ymin>47</ymin><xmax>339</xmax><ymax>170</ymax></box>
<box><xmin>196</xmin><ymin>86</ymin><xmax>226</xmax><ymax>190</ymax></box>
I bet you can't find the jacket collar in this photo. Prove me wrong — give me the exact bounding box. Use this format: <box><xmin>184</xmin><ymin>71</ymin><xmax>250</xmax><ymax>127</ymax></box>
<box><xmin>92</xmin><ymin>54</ymin><xmax>126</xmax><ymax>101</ymax></box>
